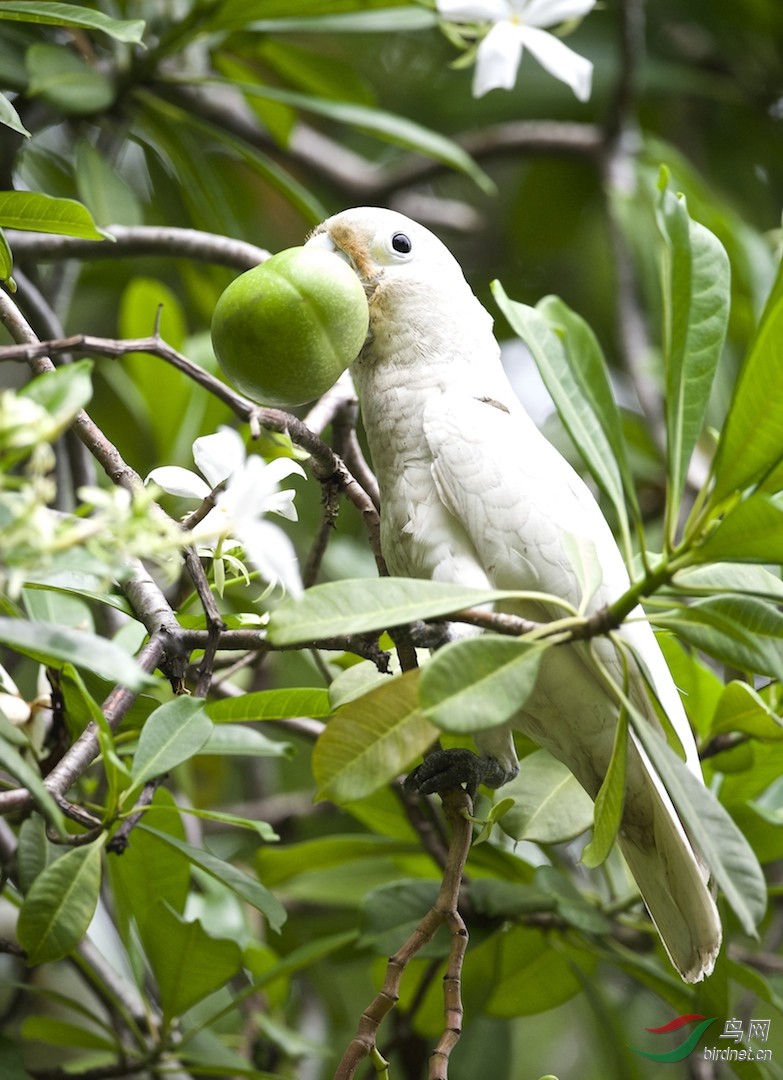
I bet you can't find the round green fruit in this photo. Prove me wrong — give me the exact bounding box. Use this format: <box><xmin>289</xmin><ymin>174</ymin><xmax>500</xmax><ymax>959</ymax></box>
<box><xmin>211</xmin><ymin>246</ymin><xmax>369</xmax><ymax>408</ymax></box>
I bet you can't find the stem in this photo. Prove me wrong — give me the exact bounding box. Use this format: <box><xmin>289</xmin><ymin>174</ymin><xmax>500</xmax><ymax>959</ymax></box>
<box><xmin>333</xmin><ymin>789</ymin><xmax>473</xmax><ymax>1080</ymax></box>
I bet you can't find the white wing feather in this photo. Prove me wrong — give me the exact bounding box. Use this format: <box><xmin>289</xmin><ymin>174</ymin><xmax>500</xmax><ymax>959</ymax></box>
<box><xmin>423</xmin><ymin>389</ymin><xmax>721</xmax><ymax>982</ymax></box>
<box><xmin>306</xmin><ymin>205</ymin><xmax>722</xmax><ymax>982</ymax></box>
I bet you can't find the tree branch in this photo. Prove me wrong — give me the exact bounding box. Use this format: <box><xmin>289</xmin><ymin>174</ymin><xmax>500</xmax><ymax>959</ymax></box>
<box><xmin>334</xmin><ymin>788</ymin><xmax>473</xmax><ymax>1080</ymax></box>
<box><xmin>0</xmin><ymin>331</ymin><xmax>384</xmax><ymax>564</ymax></box>
<box><xmin>0</xmin><ymin>635</ymin><xmax>168</xmax><ymax>816</ymax></box>
<box><xmin>154</xmin><ymin>79</ymin><xmax>602</xmax><ymax>201</ymax></box>
<box><xmin>6</xmin><ymin>225</ymin><xmax>269</xmax><ymax>269</ymax></box>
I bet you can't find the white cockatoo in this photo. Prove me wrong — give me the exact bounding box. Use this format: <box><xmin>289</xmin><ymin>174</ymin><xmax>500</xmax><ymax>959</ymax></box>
<box><xmin>305</xmin><ymin>207</ymin><xmax>721</xmax><ymax>982</ymax></box>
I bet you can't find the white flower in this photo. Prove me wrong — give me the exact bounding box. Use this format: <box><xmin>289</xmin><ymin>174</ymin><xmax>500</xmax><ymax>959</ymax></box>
<box><xmin>437</xmin><ymin>0</ymin><xmax>595</xmax><ymax>100</ymax></box>
<box><xmin>147</xmin><ymin>428</ymin><xmax>305</xmax><ymax>597</ymax></box>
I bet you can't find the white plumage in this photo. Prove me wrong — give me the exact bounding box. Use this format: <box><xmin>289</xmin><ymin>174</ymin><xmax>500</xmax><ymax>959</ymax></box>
<box><xmin>306</xmin><ymin>206</ymin><xmax>721</xmax><ymax>982</ymax></box>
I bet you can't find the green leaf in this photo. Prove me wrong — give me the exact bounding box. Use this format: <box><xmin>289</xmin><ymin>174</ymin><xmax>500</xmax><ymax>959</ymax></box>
<box><xmin>711</xmin><ymin>254</ymin><xmax>783</xmax><ymax>501</ymax></box>
<box><xmin>0</xmin><ymin>2</ymin><xmax>145</xmax><ymax>42</ymax></box>
<box><xmin>628</xmin><ymin>708</ymin><xmax>766</xmax><ymax>935</ymax></box>
<box><xmin>75</xmin><ymin>139</ymin><xmax>142</xmax><ymax>227</ymax></box>
<box><xmin>313</xmin><ymin>669</ymin><xmax>438</xmax><ymax>804</ymax></box>
<box><xmin>473</xmin><ymin>796</ymin><xmax>516</xmax><ymax>844</ymax></box>
<box><xmin>108</xmin><ymin>791</ymin><xmax>190</xmax><ymax>945</ymax></box>
<box><xmin>672</xmin><ymin>563</ymin><xmax>783</xmax><ymax>603</ymax></box>
<box><xmin>0</xmin><ymin>190</ymin><xmax>106</xmax><ymax>240</ymax></box>
<box><xmin>17</xmin><ymin>839</ymin><xmax>104</xmax><ymax>964</ymax></box>
<box><xmin>267</xmin><ymin>577</ymin><xmax>515</xmax><ymax>644</ymax></box>
<box><xmin>206</xmin><ymin>688</ymin><xmax>331</xmax><ymax>722</ymax></box>
<box><xmin>197</xmin><ymin>724</ymin><xmax>292</xmax><ymax>758</ymax></box>
<box><xmin>582</xmin><ymin>710</ymin><xmax>628</xmax><ymax>867</ymax></box>
<box><xmin>481</xmin><ymin>926</ymin><xmax>595</xmax><ymax>1017</ymax></box>
<box><xmin>539</xmin><ymin>294</ymin><xmax>640</xmax><ymax>525</ymax></box>
<box><xmin>21</xmin><ymin>1017</ymin><xmax>117</xmax><ymax>1053</ymax></box>
<box><xmin>497</xmin><ymin>750</ymin><xmax>593</xmax><ymax>844</ymax></box>
<box><xmin>130</xmin><ymin>697</ymin><xmax>213</xmax><ymax>789</ymax></box>
<box><xmin>0</xmin><ymin>733</ymin><xmax>65</xmax><ymax>832</ymax></box>
<box><xmin>256</xmin><ymin>833</ymin><xmax>419</xmax><ymax>888</ymax></box>
<box><xmin>252</xmin><ymin>39</ymin><xmax>375</xmax><ymax>107</ymax></box>
<box><xmin>16</xmin><ymin>815</ymin><xmax>48</xmax><ymax>895</ymax></box>
<box><xmin>492</xmin><ymin>283</ymin><xmax>632</xmax><ymax>538</ymax></box>
<box><xmin>61</xmin><ymin>664</ymin><xmax>131</xmax><ymax>813</ymax></box>
<box><xmin>214</xmin><ymin>79</ymin><xmax>494</xmax><ymax>196</ymax></box>
<box><xmin>655</xmin><ymin>169</ymin><xmax>729</xmax><ymax>544</ymax></box>
<box><xmin>184</xmin><ymin>930</ymin><xmax>358</xmax><ymax>1055</ymax></box>
<box><xmin>142</xmin><ymin>901</ymin><xmax>242</xmax><ymax>1023</ymax></box>
<box><xmin>420</xmin><ymin>635</ymin><xmax>546</xmax><ymax>733</ymax></box>
<box><xmin>20</xmin><ymin>359</ymin><xmax>93</xmax><ymax>436</ymax></box>
<box><xmin>359</xmin><ymin>880</ymin><xmax>445</xmax><ymax>957</ymax></box>
<box><xmin>0</xmin><ymin>226</ymin><xmax>14</xmax><ymax>288</ymax></box>
<box><xmin>0</xmin><ymin>90</ymin><xmax>29</xmax><ymax>136</ymax></box>
<box><xmin>0</xmin><ymin>1033</ymin><xmax>35</xmax><ymax>1079</ymax></box>
<box><xmin>654</xmin><ymin>595</ymin><xmax>783</xmax><ymax>681</ymax></box>
<box><xmin>533</xmin><ymin>865</ymin><xmax>611</xmax><ymax>934</ymax></box>
<box><xmin>26</xmin><ymin>43</ymin><xmax>115</xmax><ymax>116</ymax></box>
<box><xmin>692</xmin><ymin>493</ymin><xmax>783</xmax><ymax>565</ymax></box>
<box><xmin>22</xmin><ymin>579</ymin><xmax>134</xmax><ymax>617</ymax></box>
<box><xmin>212</xmin><ymin>6</ymin><xmax>438</xmax><ymax>33</ymax></box>
<box><xmin>140</xmin><ymin>826</ymin><xmax>286</xmax><ymax>932</ymax></box>
<box><xmin>469</xmin><ymin>878</ymin><xmax>555</xmax><ymax>920</ymax></box>
<box><xmin>709</xmin><ymin>681</ymin><xmax>783</xmax><ymax>741</ymax></box>
<box><xmin>0</xmin><ymin>617</ymin><xmax>151</xmax><ymax>690</ymax></box>
<box><xmin>138</xmin><ymin>89</ymin><xmax>327</xmax><ymax>226</ymax></box>
<box><xmin>162</xmin><ymin>805</ymin><xmax>279</xmax><ymax>842</ymax></box>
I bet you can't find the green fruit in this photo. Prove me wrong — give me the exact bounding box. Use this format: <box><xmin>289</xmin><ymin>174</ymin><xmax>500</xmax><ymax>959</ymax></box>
<box><xmin>211</xmin><ymin>245</ymin><xmax>369</xmax><ymax>408</ymax></box>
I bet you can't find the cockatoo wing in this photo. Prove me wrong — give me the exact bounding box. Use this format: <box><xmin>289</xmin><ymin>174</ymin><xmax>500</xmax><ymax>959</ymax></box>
<box><xmin>305</xmin><ymin>204</ymin><xmax>722</xmax><ymax>982</ymax></box>
<box><xmin>423</xmin><ymin>388</ymin><xmax>721</xmax><ymax>982</ymax></box>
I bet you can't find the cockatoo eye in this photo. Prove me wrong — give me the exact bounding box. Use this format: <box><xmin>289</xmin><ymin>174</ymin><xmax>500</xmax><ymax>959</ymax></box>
<box><xmin>391</xmin><ymin>232</ymin><xmax>412</xmax><ymax>254</ymax></box>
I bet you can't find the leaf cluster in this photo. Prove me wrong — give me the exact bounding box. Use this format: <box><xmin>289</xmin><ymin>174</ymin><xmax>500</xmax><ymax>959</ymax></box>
<box><xmin>0</xmin><ymin>2</ymin><xmax>782</xmax><ymax>1080</ymax></box>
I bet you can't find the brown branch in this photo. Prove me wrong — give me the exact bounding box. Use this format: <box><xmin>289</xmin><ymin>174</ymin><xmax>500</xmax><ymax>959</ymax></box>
<box><xmin>155</xmin><ymin>80</ymin><xmax>602</xmax><ymax>200</ymax></box>
<box><xmin>107</xmin><ymin>778</ymin><xmax>166</xmax><ymax>855</ymax></box>
<box><xmin>304</xmin><ymin>374</ymin><xmax>381</xmax><ymax>508</ymax></box>
<box><xmin>300</xmin><ymin>382</ymin><xmax>359</xmax><ymax>589</ymax></box>
<box><xmin>0</xmin><ymin>331</ymin><xmax>383</xmax><ymax>565</ymax></box>
<box><xmin>303</xmin><ymin>475</ymin><xmax>341</xmax><ymax>590</ymax></box>
<box><xmin>334</xmin><ymin>789</ymin><xmax>473</xmax><ymax>1080</ymax></box>
<box><xmin>0</xmin><ymin>634</ymin><xmax>168</xmax><ymax>817</ymax></box>
<box><xmin>181</xmin><ymin>544</ymin><xmax>227</xmax><ymax>697</ymax></box>
<box><xmin>6</xmin><ymin>224</ymin><xmax>269</xmax><ymax>269</ymax></box>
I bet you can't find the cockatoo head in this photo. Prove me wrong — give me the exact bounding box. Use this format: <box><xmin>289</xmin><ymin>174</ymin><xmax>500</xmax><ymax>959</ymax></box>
<box><xmin>306</xmin><ymin>206</ymin><xmax>469</xmax><ymax>294</ymax></box>
<box><xmin>305</xmin><ymin>206</ymin><xmax>495</xmax><ymax>368</ymax></box>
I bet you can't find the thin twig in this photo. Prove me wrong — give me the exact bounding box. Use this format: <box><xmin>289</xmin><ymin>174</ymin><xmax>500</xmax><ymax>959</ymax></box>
<box><xmin>0</xmin><ymin>635</ymin><xmax>168</xmax><ymax>816</ymax></box>
<box><xmin>0</xmin><ymin>331</ymin><xmax>384</xmax><ymax>564</ymax></box>
<box><xmin>107</xmin><ymin>778</ymin><xmax>166</xmax><ymax>855</ymax></box>
<box><xmin>334</xmin><ymin>788</ymin><xmax>473</xmax><ymax>1080</ymax></box>
<box><xmin>181</xmin><ymin>544</ymin><xmax>227</xmax><ymax>697</ymax></box>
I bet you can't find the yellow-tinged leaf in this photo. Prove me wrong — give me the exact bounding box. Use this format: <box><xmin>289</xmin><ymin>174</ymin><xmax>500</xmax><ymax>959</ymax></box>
<box><xmin>314</xmin><ymin>669</ymin><xmax>438</xmax><ymax>803</ymax></box>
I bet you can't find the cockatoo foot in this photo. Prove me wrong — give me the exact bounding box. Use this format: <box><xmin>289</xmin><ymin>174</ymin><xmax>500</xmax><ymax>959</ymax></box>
<box><xmin>390</xmin><ymin>619</ymin><xmax>451</xmax><ymax>650</ymax></box>
<box><xmin>404</xmin><ymin>748</ymin><xmax>509</xmax><ymax>798</ymax></box>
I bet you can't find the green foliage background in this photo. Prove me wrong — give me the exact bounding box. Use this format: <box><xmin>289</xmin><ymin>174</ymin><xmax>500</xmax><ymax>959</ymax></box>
<box><xmin>0</xmin><ymin>2</ymin><xmax>782</xmax><ymax>1079</ymax></box>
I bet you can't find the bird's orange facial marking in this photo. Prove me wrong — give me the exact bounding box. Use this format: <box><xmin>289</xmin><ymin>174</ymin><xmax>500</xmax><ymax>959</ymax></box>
<box><xmin>328</xmin><ymin>222</ymin><xmax>379</xmax><ymax>285</ymax></box>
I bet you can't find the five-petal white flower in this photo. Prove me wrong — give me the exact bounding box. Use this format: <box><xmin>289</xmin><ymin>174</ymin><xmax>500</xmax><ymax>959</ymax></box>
<box><xmin>437</xmin><ymin>0</ymin><xmax>595</xmax><ymax>100</ymax></box>
<box><xmin>147</xmin><ymin>427</ymin><xmax>305</xmax><ymax>596</ymax></box>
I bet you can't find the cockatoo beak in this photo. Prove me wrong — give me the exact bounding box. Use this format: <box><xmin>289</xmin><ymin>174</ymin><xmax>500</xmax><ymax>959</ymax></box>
<box><xmin>304</xmin><ymin>227</ymin><xmax>335</xmax><ymax>254</ymax></box>
<box><xmin>305</xmin><ymin>227</ymin><xmax>355</xmax><ymax>271</ymax></box>
<box><xmin>306</xmin><ymin>219</ymin><xmax>381</xmax><ymax>288</ymax></box>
